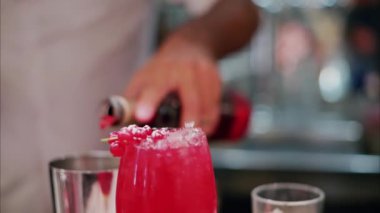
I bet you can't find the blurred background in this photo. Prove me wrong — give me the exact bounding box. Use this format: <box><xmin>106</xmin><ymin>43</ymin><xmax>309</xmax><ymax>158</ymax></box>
<box><xmin>156</xmin><ymin>0</ymin><xmax>379</xmax><ymax>212</ymax></box>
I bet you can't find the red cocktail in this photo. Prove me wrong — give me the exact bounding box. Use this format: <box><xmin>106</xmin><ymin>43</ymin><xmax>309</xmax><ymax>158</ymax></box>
<box><xmin>106</xmin><ymin>125</ymin><xmax>217</xmax><ymax>213</ymax></box>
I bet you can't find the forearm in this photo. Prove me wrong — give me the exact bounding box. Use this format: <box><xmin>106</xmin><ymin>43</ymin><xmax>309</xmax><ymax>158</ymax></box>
<box><xmin>161</xmin><ymin>0</ymin><xmax>259</xmax><ymax>59</ymax></box>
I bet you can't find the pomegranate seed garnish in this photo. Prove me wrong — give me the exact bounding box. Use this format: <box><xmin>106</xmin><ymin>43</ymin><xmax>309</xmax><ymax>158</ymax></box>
<box><xmin>118</xmin><ymin>131</ymin><xmax>133</xmax><ymax>143</ymax></box>
<box><xmin>151</xmin><ymin>130</ymin><xmax>165</xmax><ymax>140</ymax></box>
<box><xmin>110</xmin><ymin>141</ymin><xmax>125</xmax><ymax>157</ymax></box>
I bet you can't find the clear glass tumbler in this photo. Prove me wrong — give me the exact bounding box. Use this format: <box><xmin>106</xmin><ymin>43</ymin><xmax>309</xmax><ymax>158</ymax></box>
<box><xmin>251</xmin><ymin>183</ymin><xmax>325</xmax><ymax>213</ymax></box>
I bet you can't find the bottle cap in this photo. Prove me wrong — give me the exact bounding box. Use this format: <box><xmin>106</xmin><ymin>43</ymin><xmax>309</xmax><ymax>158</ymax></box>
<box><xmin>103</xmin><ymin>96</ymin><xmax>133</xmax><ymax>126</ymax></box>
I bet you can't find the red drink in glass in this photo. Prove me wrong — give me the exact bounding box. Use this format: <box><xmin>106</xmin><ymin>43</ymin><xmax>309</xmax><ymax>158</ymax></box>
<box><xmin>108</xmin><ymin>125</ymin><xmax>217</xmax><ymax>213</ymax></box>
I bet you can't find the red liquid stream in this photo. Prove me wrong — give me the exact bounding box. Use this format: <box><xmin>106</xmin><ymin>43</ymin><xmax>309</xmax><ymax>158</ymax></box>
<box><xmin>100</xmin><ymin>115</ymin><xmax>117</xmax><ymax>129</ymax></box>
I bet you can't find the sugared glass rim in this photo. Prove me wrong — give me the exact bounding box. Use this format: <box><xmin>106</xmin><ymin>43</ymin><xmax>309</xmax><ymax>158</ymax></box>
<box><xmin>136</xmin><ymin>127</ymin><xmax>207</xmax><ymax>150</ymax></box>
<box><xmin>251</xmin><ymin>182</ymin><xmax>325</xmax><ymax>207</ymax></box>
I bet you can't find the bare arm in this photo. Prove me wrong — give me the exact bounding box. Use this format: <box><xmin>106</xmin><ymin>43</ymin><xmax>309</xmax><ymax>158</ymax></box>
<box><xmin>126</xmin><ymin>0</ymin><xmax>259</xmax><ymax>134</ymax></box>
<box><xmin>162</xmin><ymin>0</ymin><xmax>259</xmax><ymax>58</ymax></box>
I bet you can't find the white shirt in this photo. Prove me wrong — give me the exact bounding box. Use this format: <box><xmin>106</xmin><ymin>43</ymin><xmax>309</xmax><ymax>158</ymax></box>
<box><xmin>1</xmin><ymin>0</ymin><xmax>155</xmax><ymax>212</ymax></box>
<box><xmin>1</xmin><ymin>0</ymin><xmax>218</xmax><ymax>212</ymax></box>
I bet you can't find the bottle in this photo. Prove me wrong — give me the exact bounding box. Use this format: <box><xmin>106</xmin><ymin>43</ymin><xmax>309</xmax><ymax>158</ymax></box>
<box><xmin>100</xmin><ymin>90</ymin><xmax>252</xmax><ymax>140</ymax></box>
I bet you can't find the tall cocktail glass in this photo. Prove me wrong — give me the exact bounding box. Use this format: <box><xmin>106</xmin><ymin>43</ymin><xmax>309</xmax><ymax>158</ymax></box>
<box><xmin>115</xmin><ymin>127</ymin><xmax>217</xmax><ymax>213</ymax></box>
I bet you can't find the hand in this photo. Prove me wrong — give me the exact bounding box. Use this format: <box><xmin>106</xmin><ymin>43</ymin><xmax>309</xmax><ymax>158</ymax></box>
<box><xmin>125</xmin><ymin>35</ymin><xmax>221</xmax><ymax>135</ymax></box>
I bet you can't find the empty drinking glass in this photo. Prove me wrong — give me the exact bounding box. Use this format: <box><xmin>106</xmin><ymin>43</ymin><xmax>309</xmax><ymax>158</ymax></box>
<box><xmin>251</xmin><ymin>183</ymin><xmax>324</xmax><ymax>213</ymax></box>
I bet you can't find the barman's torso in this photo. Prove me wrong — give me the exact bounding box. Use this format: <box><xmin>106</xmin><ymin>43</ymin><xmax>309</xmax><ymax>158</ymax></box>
<box><xmin>1</xmin><ymin>0</ymin><xmax>154</xmax><ymax>212</ymax></box>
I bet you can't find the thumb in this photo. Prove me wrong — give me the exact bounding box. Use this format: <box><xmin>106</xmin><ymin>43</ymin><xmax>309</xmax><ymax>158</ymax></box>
<box><xmin>134</xmin><ymin>87</ymin><xmax>170</xmax><ymax>123</ymax></box>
